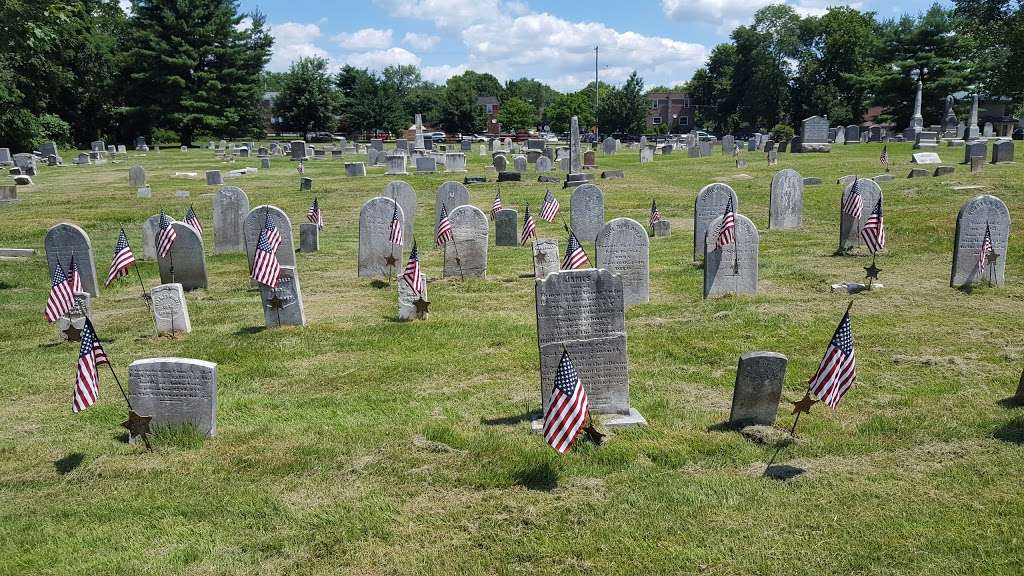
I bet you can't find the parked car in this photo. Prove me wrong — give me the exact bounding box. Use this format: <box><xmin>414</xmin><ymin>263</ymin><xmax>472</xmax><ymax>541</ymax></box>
<box><xmin>471</xmin><ymin>134</ymin><xmax>490</xmax><ymax>142</ymax></box>
<box><xmin>692</xmin><ymin>130</ymin><xmax>716</xmax><ymax>142</ymax></box>
<box><xmin>307</xmin><ymin>132</ymin><xmax>334</xmax><ymax>143</ymax></box>
<box><xmin>1013</xmin><ymin>127</ymin><xmax>1023</xmax><ymax>140</ymax></box>
<box><xmin>428</xmin><ymin>131</ymin><xmax>447</xmax><ymax>143</ymax></box>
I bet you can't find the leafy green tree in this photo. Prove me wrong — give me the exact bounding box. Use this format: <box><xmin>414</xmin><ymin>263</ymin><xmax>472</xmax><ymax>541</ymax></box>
<box><xmin>336</xmin><ymin>65</ymin><xmax>404</xmax><ymax>134</ymax></box>
<box><xmin>496</xmin><ymin>97</ymin><xmax>540</xmax><ymax>130</ymax></box>
<box><xmin>504</xmin><ymin>78</ymin><xmax>559</xmax><ymax>111</ymax></box>
<box><xmin>689</xmin><ymin>43</ymin><xmax>738</xmax><ymax>133</ymax></box>
<box><xmin>953</xmin><ymin>0</ymin><xmax>1024</xmax><ymax>103</ymax></box>
<box><xmin>404</xmin><ymin>83</ymin><xmax>445</xmax><ymax>127</ymax></box>
<box><xmin>274</xmin><ymin>57</ymin><xmax>341</xmax><ymax>135</ymax></box>
<box><xmin>459</xmin><ymin>71</ymin><xmax>503</xmax><ymax>100</ymax></box>
<box><xmin>122</xmin><ymin>0</ymin><xmax>272</xmax><ymax>145</ymax></box>
<box><xmin>729</xmin><ymin>5</ymin><xmax>802</xmax><ymax>130</ymax></box>
<box><xmin>598</xmin><ymin>71</ymin><xmax>646</xmax><ymax>134</ymax></box>
<box><xmin>441</xmin><ymin>74</ymin><xmax>484</xmax><ymax>133</ymax></box>
<box><xmin>543</xmin><ymin>91</ymin><xmax>594</xmax><ymax>133</ymax></box>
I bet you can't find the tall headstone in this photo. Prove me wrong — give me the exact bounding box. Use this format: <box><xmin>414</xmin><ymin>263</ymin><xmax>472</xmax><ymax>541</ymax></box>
<box><xmin>150</xmin><ymin>283</ymin><xmax>191</xmax><ymax>335</ymax></box>
<box><xmin>290</xmin><ymin>140</ymin><xmax>308</xmax><ymax>160</ymax></box>
<box><xmin>244</xmin><ymin>206</ymin><xmax>295</xmax><ymax>272</ymax></box>
<box><xmin>968</xmin><ymin>94</ymin><xmax>980</xmax><ymax>140</ymax></box>
<box><xmin>157</xmin><ymin>222</ymin><xmax>207</xmax><ymax>290</ymax></box>
<box><xmin>570</xmin><ymin>184</ymin><xmax>605</xmax><ymax>243</ymax></box>
<box><xmin>435</xmin><ymin>181</ymin><xmax>470</xmax><ymax>238</ymax></box>
<box><xmin>383</xmin><ymin>181</ymin><xmax>417</xmax><ymax>242</ymax></box>
<box><xmin>532</xmin><ymin>239</ymin><xmax>559</xmax><ymax>279</ymax></box>
<box><xmin>769</xmin><ymin>168</ymin><xmax>803</xmax><ymax>229</ymax></box>
<box><xmin>595</xmin><ymin>218</ymin><xmax>649</xmax><ymax>309</ymax></box>
<box><xmin>728</xmin><ymin>352</ymin><xmax>787</xmax><ymax>427</ymax></box>
<box><xmin>260</xmin><ymin>266</ymin><xmax>306</xmax><ymax>326</ymax></box>
<box><xmin>358</xmin><ymin>197</ymin><xmax>405</xmax><ymax>278</ymax></box>
<box><xmin>494</xmin><ymin>209</ymin><xmax>518</xmax><ymax>246</ymax></box>
<box><xmin>569</xmin><ymin>116</ymin><xmax>583</xmax><ymax>174</ymax></box>
<box><xmin>704</xmin><ymin>213</ymin><xmax>758</xmax><ymax>298</ymax></box>
<box><xmin>212</xmin><ymin>186</ymin><xmax>249</xmax><ymax>254</ymax></box>
<box><xmin>414</xmin><ymin>113</ymin><xmax>425</xmax><ymax>150</ymax></box>
<box><xmin>799</xmin><ymin>116</ymin><xmax>831</xmax><ymax>152</ymax></box>
<box><xmin>442</xmin><ymin>205</ymin><xmax>488</xmax><ymax>278</ymax></box>
<box><xmin>535</xmin><ymin>269</ymin><xmax>644</xmax><ymax>426</ymax></box>
<box><xmin>943</xmin><ymin>95</ymin><xmax>958</xmax><ymax>137</ymax></box>
<box><xmin>909</xmin><ymin>80</ymin><xmax>924</xmax><ymax>132</ymax></box>
<box><xmin>693</xmin><ymin>183</ymin><xmax>739</xmax><ymax>261</ymax></box>
<box><xmin>127</xmin><ymin>358</ymin><xmax>217</xmax><ymax>438</ymax></box>
<box><xmin>299</xmin><ymin>223</ymin><xmax>319</xmax><ymax>252</ymax></box>
<box><xmin>142</xmin><ymin>214</ymin><xmax>174</xmax><ymax>260</ymax></box>
<box><xmin>950</xmin><ymin>195</ymin><xmax>1010</xmax><ymax>288</ymax></box>
<box><xmin>44</xmin><ymin>223</ymin><xmax>98</xmax><ymax>296</ymax></box>
<box><xmin>839</xmin><ymin>179</ymin><xmax>882</xmax><ymax>253</ymax></box>
<box><xmin>128</xmin><ymin>165</ymin><xmax>146</xmax><ymax>187</ymax></box>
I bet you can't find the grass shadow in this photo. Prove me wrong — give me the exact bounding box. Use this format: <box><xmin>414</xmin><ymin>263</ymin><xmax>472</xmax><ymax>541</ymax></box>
<box><xmin>370</xmin><ymin>280</ymin><xmax>390</xmax><ymax>289</ymax></box>
<box><xmin>234</xmin><ymin>326</ymin><xmax>266</xmax><ymax>336</ymax></box>
<box><xmin>0</xmin><ymin>281</ymin><xmax>15</xmax><ymax>290</ymax></box>
<box><xmin>706</xmin><ymin>421</ymin><xmax>738</xmax><ymax>433</ymax></box>
<box><xmin>513</xmin><ymin>460</ymin><xmax>558</xmax><ymax>491</ymax></box>
<box><xmin>993</xmin><ymin>416</ymin><xmax>1024</xmax><ymax>444</ymax></box>
<box><xmin>998</xmin><ymin>396</ymin><xmax>1024</xmax><ymax>409</ymax></box>
<box><xmin>39</xmin><ymin>340</ymin><xmax>68</xmax><ymax>348</ymax></box>
<box><xmin>517</xmin><ymin>273</ymin><xmax>535</xmax><ymax>279</ymax></box>
<box><xmin>763</xmin><ymin>464</ymin><xmax>805</xmax><ymax>481</ymax></box>
<box><xmin>54</xmin><ymin>452</ymin><xmax>85</xmax><ymax>475</ymax></box>
<box><xmin>481</xmin><ymin>411</ymin><xmax>537</xmax><ymax>427</ymax></box>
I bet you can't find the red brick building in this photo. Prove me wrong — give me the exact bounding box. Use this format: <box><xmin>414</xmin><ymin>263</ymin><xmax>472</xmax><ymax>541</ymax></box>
<box><xmin>645</xmin><ymin>91</ymin><xmax>695</xmax><ymax>132</ymax></box>
<box><xmin>478</xmin><ymin>96</ymin><xmax>501</xmax><ymax>134</ymax></box>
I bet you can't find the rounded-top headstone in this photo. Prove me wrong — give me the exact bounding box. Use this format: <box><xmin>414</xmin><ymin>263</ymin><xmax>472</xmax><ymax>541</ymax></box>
<box><xmin>435</xmin><ymin>181</ymin><xmax>470</xmax><ymax>237</ymax></box>
<box><xmin>157</xmin><ymin>222</ymin><xmax>207</xmax><ymax>290</ymax></box>
<box><xmin>595</xmin><ymin>217</ymin><xmax>649</xmax><ymax>309</ymax></box>
<box><xmin>704</xmin><ymin>212</ymin><xmax>758</xmax><ymax>298</ymax></box>
<box><xmin>951</xmin><ymin>195</ymin><xmax>1010</xmax><ymax>288</ymax></box>
<box><xmin>493</xmin><ymin>154</ymin><xmax>508</xmax><ymax>172</ymax></box>
<box><xmin>383</xmin><ymin>181</ymin><xmax>417</xmax><ymax>242</ymax></box>
<box><xmin>244</xmin><ymin>205</ymin><xmax>295</xmax><ymax>271</ymax></box>
<box><xmin>839</xmin><ymin>179</ymin><xmax>882</xmax><ymax>252</ymax></box>
<box><xmin>45</xmin><ymin>223</ymin><xmax>99</xmax><ymax>296</ymax></box>
<box><xmin>443</xmin><ymin>205</ymin><xmax>488</xmax><ymax>278</ymax></box>
<box><xmin>693</xmin><ymin>183</ymin><xmax>739</xmax><ymax>261</ymax></box>
<box><xmin>536</xmin><ymin>155</ymin><xmax>553</xmax><ymax>172</ymax></box>
<box><xmin>212</xmin><ymin>186</ymin><xmax>250</xmax><ymax>254</ymax></box>
<box><xmin>358</xmin><ymin>197</ymin><xmax>405</xmax><ymax>278</ymax></box>
<box><xmin>570</xmin><ymin>184</ymin><xmax>605</xmax><ymax>243</ymax></box>
<box><xmin>769</xmin><ymin>168</ymin><xmax>804</xmax><ymax>230</ymax></box>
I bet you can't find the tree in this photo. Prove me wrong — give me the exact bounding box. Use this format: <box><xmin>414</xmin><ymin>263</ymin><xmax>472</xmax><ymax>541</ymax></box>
<box><xmin>497</xmin><ymin>97</ymin><xmax>540</xmax><ymax>130</ymax></box>
<box><xmin>543</xmin><ymin>91</ymin><xmax>594</xmax><ymax>134</ymax></box>
<box><xmin>954</xmin><ymin>0</ymin><xmax>1024</xmax><ymax>103</ymax></box>
<box><xmin>729</xmin><ymin>5</ymin><xmax>802</xmax><ymax>130</ymax></box>
<box><xmin>689</xmin><ymin>43</ymin><xmax>738</xmax><ymax>132</ymax></box>
<box><xmin>336</xmin><ymin>66</ymin><xmax>404</xmax><ymax>134</ymax></box>
<box><xmin>404</xmin><ymin>83</ymin><xmax>445</xmax><ymax>127</ymax></box>
<box><xmin>274</xmin><ymin>57</ymin><xmax>341</xmax><ymax>135</ymax></box>
<box><xmin>504</xmin><ymin>78</ymin><xmax>559</xmax><ymax>111</ymax></box>
<box><xmin>122</xmin><ymin>0</ymin><xmax>273</xmax><ymax>145</ymax></box>
<box><xmin>460</xmin><ymin>70</ymin><xmax>503</xmax><ymax>100</ymax></box>
<box><xmin>441</xmin><ymin>74</ymin><xmax>483</xmax><ymax>133</ymax></box>
<box><xmin>598</xmin><ymin>71</ymin><xmax>646</xmax><ymax>134</ymax></box>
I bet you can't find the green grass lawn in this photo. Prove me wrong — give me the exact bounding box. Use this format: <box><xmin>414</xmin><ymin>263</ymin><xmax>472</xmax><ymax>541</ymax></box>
<box><xmin>1</xmin><ymin>141</ymin><xmax>1023</xmax><ymax>575</ymax></box>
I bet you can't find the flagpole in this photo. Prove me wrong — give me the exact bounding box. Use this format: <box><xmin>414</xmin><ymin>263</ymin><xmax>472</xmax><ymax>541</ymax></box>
<box><xmin>101</xmin><ymin>361</ymin><xmax>153</xmax><ymax>451</ymax></box>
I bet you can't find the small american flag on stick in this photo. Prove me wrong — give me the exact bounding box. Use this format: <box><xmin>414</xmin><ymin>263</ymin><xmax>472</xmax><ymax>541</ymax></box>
<box><xmin>807</xmin><ymin>305</ymin><xmax>857</xmax><ymax>410</ymax></box>
<box><xmin>251</xmin><ymin>212</ymin><xmax>282</xmax><ymax>287</ymax></box>
<box><xmin>521</xmin><ymin>204</ymin><xmax>537</xmax><ymax>245</ymax></box>
<box><xmin>860</xmin><ymin>197</ymin><xmax>886</xmax><ymax>254</ymax></box>
<box><xmin>540</xmin><ymin>190</ymin><xmax>560</xmax><ymax>222</ymax></box>
<box><xmin>307</xmin><ymin>198</ymin><xmax>323</xmax><ymax>229</ymax></box>
<box><xmin>843</xmin><ymin>177</ymin><xmax>864</xmax><ymax>220</ymax></box>
<box><xmin>403</xmin><ymin>241</ymin><xmax>425</xmax><ymax>296</ymax></box>
<box><xmin>543</xmin><ymin>348</ymin><xmax>589</xmax><ymax>454</ymax></box>
<box><xmin>435</xmin><ymin>204</ymin><xmax>454</xmax><ymax>246</ymax></box>
<box><xmin>105</xmin><ymin>228</ymin><xmax>136</xmax><ymax>286</ymax></box>
<box><xmin>716</xmin><ymin>196</ymin><xmax>736</xmax><ymax>248</ymax></box>
<box><xmin>44</xmin><ymin>261</ymin><xmax>75</xmax><ymax>322</ymax></box>
<box><xmin>157</xmin><ymin>210</ymin><xmax>177</xmax><ymax>258</ymax></box>
<box><xmin>388</xmin><ymin>203</ymin><xmax>404</xmax><ymax>246</ymax></box>
<box><xmin>978</xmin><ymin>223</ymin><xmax>994</xmax><ymax>272</ymax></box>
<box><xmin>562</xmin><ymin>225</ymin><xmax>589</xmax><ymax>270</ymax></box>
<box><xmin>649</xmin><ymin>199</ymin><xmax>661</xmax><ymax>229</ymax></box>
<box><xmin>880</xmin><ymin>145</ymin><xmax>890</xmax><ymax>168</ymax></box>
<box><xmin>69</xmin><ymin>255</ymin><xmax>83</xmax><ymax>293</ymax></box>
<box><xmin>73</xmin><ymin>318</ymin><xmax>108</xmax><ymax>413</ymax></box>
<box><xmin>185</xmin><ymin>205</ymin><xmax>203</xmax><ymax>235</ymax></box>
<box><xmin>491</xmin><ymin>189</ymin><xmax>502</xmax><ymax>219</ymax></box>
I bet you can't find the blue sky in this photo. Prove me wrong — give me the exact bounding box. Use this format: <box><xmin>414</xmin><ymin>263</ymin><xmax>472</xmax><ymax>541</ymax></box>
<box><xmin>237</xmin><ymin>0</ymin><xmax>948</xmax><ymax>92</ymax></box>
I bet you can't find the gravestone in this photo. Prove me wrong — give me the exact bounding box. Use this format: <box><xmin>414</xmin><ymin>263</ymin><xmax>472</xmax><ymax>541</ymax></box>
<box><xmin>844</xmin><ymin>125</ymin><xmax>860</xmax><ymax>144</ymax></box>
<box><xmin>443</xmin><ymin>205</ymin><xmax>488</xmax><ymax>278</ymax></box>
<box><xmin>370</xmin><ymin>139</ymin><xmax>384</xmax><ymax>152</ymax></box>
<box><xmin>397</xmin><ymin>271</ymin><xmax>429</xmax><ymax>321</ymax></box>
<box><xmin>951</xmin><ymin>195</ymin><xmax>1010</xmax><ymax>288</ymax></box>
<box><xmin>536</xmin><ymin>156</ymin><xmax>553</xmax><ymax>172</ymax></box>
<box><xmin>260</xmin><ymin>266</ymin><xmax>306</xmax><ymax>326</ymax></box>
<box><xmin>914</xmin><ymin>131</ymin><xmax>939</xmax><ymax>149</ymax></box>
<box><xmin>728</xmin><ymin>352</ymin><xmax>787</xmax><ymax>427</ymax></box>
<box><xmin>150</xmin><ymin>283</ymin><xmax>191</xmax><ymax>335</ymax></box>
<box><xmin>367</xmin><ymin>148</ymin><xmax>381</xmax><ymax>166</ymax></box>
<box><xmin>299</xmin><ymin>223</ymin><xmax>319</xmax><ymax>252</ymax></box>
<box><xmin>383</xmin><ymin>181</ymin><xmax>417</xmax><ymax>242</ymax></box>
<box><xmin>535</xmin><ymin>269</ymin><xmax>644</xmax><ymax>426</ymax></box>
<box><xmin>971</xmin><ymin>156</ymin><xmax>985</xmax><ymax>174</ymax></box>
<box><xmin>244</xmin><ymin>206</ymin><xmax>295</xmax><ymax>272</ymax></box>
<box><xmin>44</xmin><ymin>223</ymin><xmax>98</xmax><ymax>296</ymax></box>
<box><xmin>446</xmin><ymin>153</ymin><xmax>466</xmax><ymax>172</ymax></box>
<box><xmin>291</xmin><ymin>140</ymin><xmax>307</xmax><ymax>160</ymax></box>
<box><xmin>769</xmin><ymin>168</ymin><xmax>803</xmax><ymax>229</ymax></box>
<box><xmin>493</xmin><ymin>154</ymin><xmax>508</xmax><ymax>172</ymax></box>
<box><xmin>964</xmin><ymin>141</ymin><xmax>987</xmax><ymax>163</ymax></box>
<box><xmin>983</xmin><ymin>122</ymin><xmax>994</xmax><ymax>138</ymax></box>
<box><xmin>128</xmin><ymin>165</ymin><xmax>145</xmax><ymax>187</ymax></box>
<box><xmin>799</xmin><ymin>116</ymin><xmax>831</xmax><ymax>152</ymax></box>
<box><xmin>345</xmin><ymin>162</ymin><xmax>366</xmax><ymax>176</ymax></box>
<box><xmin>583</xmin><ymin>150</ymin><xmax>596</xmax><ymax>167</ymax></box>
<box><xmin>833</xmin><ymin>127</ymin><xmax>846</xmax><ymax>145</ymax></box>
<box><xmin>385</xmin><ymin>154</ymin><xmax>407</xmax><ymax>175</ymax></box>
<box><xmin>839</xmin><ymin>178</ymin><xmax>883</xmax><ymax>253</ymax></box>
<box><xmin>206</xmin><ymin>170</ymin><xmax>223</xmax><ymax>185</ymax></box>
<box><xmin>358</xmin><ymin>197</ymin><xmax>405</xmax><ymax>278</ymax></box>
<box><xmin>693</xmin><ymin>183</ymin><xmax>739</xmax><ymax>261</ymax></box>
<box><xmin>570</xmin><ymin>116</ymin><xmax>583</xmax><ymax>173</ymax></box>
<box><xmin>260</xmin><ymin>157</ymin><xmax>270</xmax><ymax>169</ymax></box>
<box><xmin>157</xmin><ymin>222</ymin><xmax>207</xmax><ymax>290</ymax></box>
<box><xmin>435</xmin><ymin>181</ymin><xmax>470</xmax><ymax>238</ymax></box>
<box><xmin>299</xmin><ymin>177</ymin><xmax>312</xmax><ymax>191</ymax></box>
<box><xmin>570</xmin><ymin>184</ymin><xmax>605</xmax><ymax>243</ymax></box>
<box><xmin>513</xmin><ymin>155</ymin><xmax>528</xmax><ymax>172</ymax></box>
<box><xmin>721</xmin><ymin>135</ymin><xmax>735</xmax><ymax>155</ymax></box>
<box><xmin>212</xmin><ymin>186</ymin><xmax>249</xmax><ymax>254</ymax></box>
<box><xmin>0</xmin><ymin>185</ymin><xmax>16</xmax><ymax>203</ymax></box>
<box><xmin>494</xmin><ymin>209</ymin><xmax>518</xmax><ymax>246</ymax></box>
<box><xmin>908</xmin><ymin>168</ymin><xmax>930</xmax><ymax>178</ymax></box>
<box><xmin>595</xmin><ymin>218</ymin><xmax>649</xmax><ymax>309</ymax></box>
<box><xmin>652</xmin><ymin>220</ymin><xmax>671</xmax><ymax>237</ymax></box>
<box><xmin>415</xmin><ymin>157</ymin><xmax>436</xmax><ymax>173</ymax></box>
<box><xmin>704</xmin><ymin>212</ymin><xmax>758</xmax><ymax>298</ymax></box>
<box><xmin>602</xmin><ymin>136</ymin><xmax>617</xmax><ymax>155</ymax></box>
<box><xmin>127</xmin><ymin>358</ymin><xmax>217</xmax><ymax>438</ymax></box>
<box><xmin>137</xmin><ymin>187</ymin><xmax>152</xmax><ymax>198</ymax></box>
<box><xmin>533</xmin><ymin>239</ymin><xmax>560</xmax><ymax>279</ymax></box>
<box><xmin>142</xmin><ymin>214</ymin><xmax>175</xmax><ymax>260</ymax></box>
<box><xmin>992</xmin><ymin>140</ymin><xmax>1014</xmax><ymax>164</ymax></box>
<box><xmin>912</xmin><ymin>152</ymin><xmax>942</xmax><ymax>164</ymax></box>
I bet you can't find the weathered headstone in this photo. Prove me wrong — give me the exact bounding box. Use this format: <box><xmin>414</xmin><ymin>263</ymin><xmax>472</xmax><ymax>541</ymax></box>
<box><xmin>536</xmin><ymin>155</ymin><xmax>553</xmax><ymax>172</ymax></box>
<box><xmin>769</xmin><ymin>168</ymin><xmax>803</xmax><ymax>229</ymax></box>
<box><xmin>595</xmin><ymin>218</ymin><xmax>649</xmax><ymax>309</ymax></box>
<box><xmin>569</xmin><ymin>184</ymin><xmax>605</xmax><ymax>243</ymax></box>
<box><xmin>157</xmin><ymin>222</ymin><xmax>207</xmax><ymax>290</ymax></box>
<box><xmin>0</xmin><ymin>185</ymin><xmax>16</xmax><ymax>203</ymax></box>
<box><xmin>704</xmin><ymin>213</ymin><xmax>758</xmax><ymax>298</ymax></box>
<box><xmin>414</xmin><ymin>157</ymin><xmax>436</xmax><ymax>174</ymax></box>
<box><xmin>569</xmin><ymin>116</ymin><xmax>583</xmax><ymax>173</ymax></box>
<box><xmin>494</xmin><ymin>209</ymin><xmax>518</xmax><ymax>246</ymax></box>
<box><xmin>535</xmin><ymin>269</ymin><xmax>644</xmax><ymax>426</ymax></box>
<box><xmin>532</xmin><ymin>239</ymin><xmax>559</xmax><ymax>279</ymax></box>
<box><xmin>839</xmin><ymin>179</ymin><xmax>882</xmax><ymax>253</ymax></box>
<box><xmin>493</xmin><ymin>154</ymin><xmax>508</xmax><ymax>172</ymax></box>
<box><xmin>446</xmin><ymin>153</ymin><xmax>466</xmax><ymax>172</ymax></box>
<box><xmin>128</xmin><ymin>165</ymin><xmax>145</xmax><ymax>187</ymax></box>
<box><xmin>693</xmin><ymin>183</ymin><xmax>739</xmax><ymax>261</ymax></box>
<box><xmin>150</xmin><ymin>283</ymin><xmax>191</xmax><ymax>335</ymax></box>
<box><xmin>345</xmin><ymin>162</ymin><xmax>366</xmax><ymax>176</ymax></box>
<box><xmin>602</xmin><ymin>136</ymin><xmax>617</xmax><ymax>155</ymax></box>
<box><xmin>44</xmin><ymin>223</ymin><xmax>98</xmax><ymax>296</ymax></box>
<box><xmin>260</xmin><ymin>266</ymin><xmax>306</xmax><ymax>326</ymax></box>
<box><xmin>992</xmin><ymin>140</ymin><xmax>1014</xmax><ymax>164</ymax></box>
<box><xmin>971</xmin><ymin>156</ymin><xmax>985</xmax><ymax>174</ymax></box>
<box><xmin>244</xmin><ymin>206</ymin><xmax>295</xmax><ymax>272</ymax></box>
<box><xmin>358</xmin><ymin>197</ymin><xmax>405</xmax><ymax>278</ymax></box>
<box><xmin>435</xmin><ymin>181</ymin><xmax>470</xmax><ymax>238</ymax></box>
<box><xmin>382</xmin><ymin>181</ymin><xmax>417</xmax><ymax>242</ymax></box>
<box><xmin>205</xmin><ymin>170</ymin><xmax>223</xmax><ymax>185</ymax></box>
<box><xmin>721</xmin><ymin>135</ymin><xmax>735</xmax><ymax>155</ymax></box>
<box><xmin>384</xmin><ymin>154</ymin><xmax>407</xmax><ymax>175</ymax></box>
<box><xmin>299</xmin><ymin>223</ymin><xmax>319</xmax><ymax>252</ymax></box>
<box><xmin>290</xmin><ymin>140</ymin><xmax>307</xmax><ymax>160</ymax></box>
<box><xmin>964</xmin><ymin>141</ymin><xmax>986</xmax><ymax>163</ymax></box>
<box><xmin>912</xmin><ymin>152</ymin><xmax>942</xmax><ymax>164</ymax></box>
<box><xmin>799</xmin><ymin>116</ymin><xmax>831</xmax><ymax>152</ymax></box>
<box><xmin>513</xmin><ymin>155</ymin><xmax>528</xmax><ymax>172</ymax></box>
<box><xmin>728</xmin><ymin>352</ymin><xmax>787</xmax><ymax>427</ymax></box>
<box><xmin>443</xmin><ymin>205</ymin><xmax>488</xmax><ymax>278</ymax></box>
<box><xmin>212</xmin><ymin>186</ymin><xmax>249</xmax><ymax>254</ymax></box>
<box><xmin>951</xmin><ymin>195</ymin><xmax>1010</xmax><ymax>288</ymax></box>
<box><xmin>397</xmin><ymin>272</ymin><xmax>429</xmax><ymax>321</ymax></box>
<box><xmin>127</xmin><ymin>358</ymin><xmax>217</xmax><ymax>438</ymax></box>
<box><xmin>58</xmin><ymin>292</ymin><xmax>90</xmax><ymax>341</ymax></box>
<box><xmin>652</xmin><ymin>220</ymin><xmax>671</xmax><ymax>237</ymax></box>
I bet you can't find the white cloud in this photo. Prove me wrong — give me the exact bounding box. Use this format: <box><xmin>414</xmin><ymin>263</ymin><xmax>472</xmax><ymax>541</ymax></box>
<box><xmin>268</xmin><ymin>22</ymin><xmax>329</xmax><ymax>72</ymax></box>
<box><xmin>340</xmin><ymin>47</ymin><xmax>421</xmax><ymax>70</ymax></box>
<box><xmin>422</xmin><ymin>64</ymin><xmax>469</xmax><ymax>83</ymax></box>
<box><xmin>402</xmin><ymin>32</ymin><xmax>440</xmax><ymax>51</ymax></box>
<box><xmin>376</xmin><ymin>0</ymin><xmax>508</xmax><ymax>31</ymax></box>
<box><xmin>333</xmin><ymin>27</ymin><xmax>393</xmax><ymax>50</ymax></box>
<box><xmin>662</xmin><ymin>0</ymin><xmax>861</xmax><ymax>31</ymax></box>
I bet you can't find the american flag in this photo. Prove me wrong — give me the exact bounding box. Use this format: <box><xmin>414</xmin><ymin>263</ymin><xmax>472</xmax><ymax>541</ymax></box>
<box><xmin>543</xmin><ymin>348</ymin><xmax>589</xmax><ymax>454</ymax></box>
<box><xmin>521</xmin><ymin>204</ymin><xmax>537</xmax><ymax>246</ymax></box>
<box><xmin>157</xmin><ymin>210</ymin><xmax>177</xmax><ymax>258</ymax></box>
<box><xmin>540</xmin><ymin>190</ymin><xmax>560</xmax><ymax>222</ymax></box>
<box><xmin>649</xmin><ymin>199</ymin><xmax>661</xmax><ymax>229</ymax></box>
<box><xmin>68</xmin><ymin>255</ymin><xmax>82</xmax><ymax>293</ymax></box>
<box><xmin>307</xmin><ymin>198</ymin><xmax>323</xmax><ymax>229</ymax></box>
<box><xmin>562</xmin><ymin>227</ymin><xmax>589</xmax><ymax>270</ymax></box>
<box><xmin>843</xmin><ymin>178</ymin><xmax>864</xmax><ymax>219</ymax></box>
<box><xmin>297</xmin><ymin>161</ymin><xmax>304</xmax><ymax>175</ymax></box>
<box><xmin>716</xmin><ymin>196</ymin><xmax>736</xmax><ymax>248</ymax></box>
<box><xmin>44</xmin><ymin>260</ymin><xmax>75</xmax><ymax>322</ymax></box>
<box><xmin>261</xmin><ymin>210</ymin><xmax>282</xmax><ymax>253</ymax></box>
<box><xmin>388</xmin><ymin>202</ymin><xmax>404</xmax><ymax>246</ymax></box>
<box><xmin>491</xmin><ymin>189</ymin><xmax>502</xmax><ymax>219</ymax></box>
<box><xmin>435</xmin><ymin>203</ymin><xmax>454</xmax><ymax>246</ymax></box>
<box><xmin>105</xmin><ymin>228</ymin><xmax>136</xmax><ymax>286</ymax></box>
<box><xmin>807</xmin><ymin>308</ymin><xmax>857</xmax><ymax>410</ymax></box>
<box><xmin>185</xmin><ymin>205</ymin><xmax>203</xmax><ymax>234</ymax></box>
<box><xmin>978</xmin><ymin>223</ymin><xmax>994</xmax><ymax>272</ymax></box>
<box><xmin>251</xmin><ymin>213</ymin><xmax>282</xmax><ymax>287</ymax></box>
<box><xmin>403</xmin><ymin>241</ymin><xmax>425</xmax><ymax>296</ymax></box>
<box><xmin>73</xmin><ymin>318</ymin><xmax>108</xmax><ymax>413</ymax></box>
<box><xmin>860</xmin><ymin>197</ymin><xmax>886</xmax><ymax>254</ymax></box>
<box><xmin>879</xmin><ymin>145</ymin><xmax>889</xmax><ymax>167</ymax></box>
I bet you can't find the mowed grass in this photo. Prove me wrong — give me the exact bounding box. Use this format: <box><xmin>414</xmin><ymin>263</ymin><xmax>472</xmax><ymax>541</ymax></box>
<box><xmin>1</xmin><ymin>141</ymin><xmax>1023</xmax><ymax>575</ymax></box>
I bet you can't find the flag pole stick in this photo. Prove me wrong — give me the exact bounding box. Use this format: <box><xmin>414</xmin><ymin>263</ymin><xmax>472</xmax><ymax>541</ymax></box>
<box><xmin>101</xmin><ymin>361</ymin><xmax>153</xmax><ymax>452</ymax></box>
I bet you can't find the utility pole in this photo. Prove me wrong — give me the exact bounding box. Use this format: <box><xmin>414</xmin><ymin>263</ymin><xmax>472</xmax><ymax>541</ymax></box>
<box><xmin>594</xmin><ymin>45</ymin><xmax>599</xmax><ymax>139</ymax></box>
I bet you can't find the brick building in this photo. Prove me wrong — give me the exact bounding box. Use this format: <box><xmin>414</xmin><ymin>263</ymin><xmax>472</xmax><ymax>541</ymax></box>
<box><xmin>645</xmin><ymin>91</ymin><xmax>695</xmax><ymax>132</ymax></box>
<box><xmin>478</xmin><ymin>96</ymin><xmax>501</xmax><ymax>134</ymax></box>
